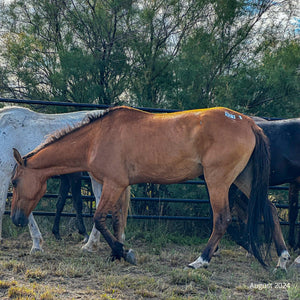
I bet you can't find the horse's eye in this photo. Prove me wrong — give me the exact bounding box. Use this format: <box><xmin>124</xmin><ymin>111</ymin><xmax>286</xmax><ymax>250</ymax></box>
<box><xmin>12</xmin><ymin>179</ymin><xmax>18</xmax><ymax>187</ymax></box>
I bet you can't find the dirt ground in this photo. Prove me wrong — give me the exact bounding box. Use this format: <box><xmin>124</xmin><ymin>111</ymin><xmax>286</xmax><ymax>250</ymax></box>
<box><xmin>0</xmin><ymin>226</ymin><xmax>299</xmax><ymax>300</ymax></box>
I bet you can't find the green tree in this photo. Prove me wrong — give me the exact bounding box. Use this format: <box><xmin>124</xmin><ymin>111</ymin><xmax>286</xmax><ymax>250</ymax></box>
<box><xmin>216</xmin><ymin>41</ymin><xmax>300</xmax><ymax>118</ymax></box>
<box><xmin>169</xmin><ymin>0</ymin><xmax>298</xmax><ymax>112</ymax></box>
<box><xmin>255</xmin><ymin>41</ymin><xmax>300</xmax><ymax>117</ymax></box>
<box><xmin>124</xmin><ymin>0</ymin><xmax>211</xmax><ymax>108</ymax></box>
<box><xmin>0</xmin><ymin>0</ymin><xmax>131</xmax><ymax>106</ymax></box>
<box><xmin>0</xmin><ymin>0</ymin><xmax>298</xmax><ymax>116</ymax></box>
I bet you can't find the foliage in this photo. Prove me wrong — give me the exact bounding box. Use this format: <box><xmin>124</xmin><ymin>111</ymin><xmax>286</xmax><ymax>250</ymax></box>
<box><xmin>214</xmin><ymin>40</ymin><xmax>300</xmax><ymax>117</ymax></box>
<box><xmin>0</xmin><ymin>0</ymin><xmax>131</xmax><ymax>105</ymax></box>
<box><xmin>0</xmin><ymin>0</ymin><xmax>298</xmax><ymax>117</ymax></box>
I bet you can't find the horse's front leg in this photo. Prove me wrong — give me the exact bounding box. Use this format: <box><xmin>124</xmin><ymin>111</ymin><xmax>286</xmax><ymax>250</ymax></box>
<box><xmin>0</xmin><ymin>177</ymin><xmax>10</xmax><ymax>241</ymax></box>
<box><xmin>189</xmin><ymin>185</ymin><xmax>231</xmax><ymax>269</ymax></box>
<box><xmin>93</xmin><ymin>182</ymin><xmax>136</xmax><ymax>265</ymax></box>
<box><xmin>81</xmin><ymin>175</ymin><xmax>102</xmax><ymax>252</ymax></box>
<box><xmin>71</xmin><ymin>174</ymin><xmax>89</xmax><ymax>243</ymax></box>
<box><xmin>28</xmin><ymin>213</ymin><xmax>43</xmax><ymax>253</ymax></box>
<box><xmin>52</xmin><ymin>175</ymin><xmax>70</xmax><ymax>240</ymax></box>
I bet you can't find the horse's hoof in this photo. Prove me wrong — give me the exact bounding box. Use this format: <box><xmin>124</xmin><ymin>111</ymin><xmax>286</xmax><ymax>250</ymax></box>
<box><xmin>30</xmin><ymin>248</ymin><xmax>44</xmax><ymax>255</ymax></box>
<box><xmin>188</xmin><ymin>257</ymin><xmax>209</xmax><ymax>269</ymax></box>
<box><xmin>125</xmin><ymin>249</ymin><xmax>137</xmax><ymax>265</ymax></box>
<box><xmin>82</xmin><ymin>235</ymin><xmax>89</xmax><ymax>244</ymax></box>
<box><xmin>81</xmin><ymin>244</ymin><xmax>97</xmax><ymax>253</ymax></box>
<box><xmin>52</xmin><ymin>230</ymin><xmax>61</xmax><ymax>240</ymax></box>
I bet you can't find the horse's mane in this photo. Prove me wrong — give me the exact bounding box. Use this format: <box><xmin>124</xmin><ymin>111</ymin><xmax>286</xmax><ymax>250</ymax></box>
<box><xmin>24</xmin><ymin>106</ymin><xmax>128</xmax><ymax>159</ymax></box>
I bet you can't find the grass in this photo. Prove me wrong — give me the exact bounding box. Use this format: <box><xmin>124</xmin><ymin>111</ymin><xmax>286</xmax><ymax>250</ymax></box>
<box><xmin>0</xmin><ymin>215</ymin><xmax>299</xmax><ymax>299</ymax></box>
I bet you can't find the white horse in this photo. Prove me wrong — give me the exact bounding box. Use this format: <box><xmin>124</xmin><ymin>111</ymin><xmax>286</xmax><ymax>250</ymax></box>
<box><xmin>0</xmin><ymin>106</ymin><xmax>105</xmax><ymax>253</ymax></box>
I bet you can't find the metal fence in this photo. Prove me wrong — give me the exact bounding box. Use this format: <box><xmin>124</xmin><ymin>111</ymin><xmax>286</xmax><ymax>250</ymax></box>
<box><xmin>1</xmin><ymin>98</ymin><xmax>297</xmax><ymax>225</ymax></box>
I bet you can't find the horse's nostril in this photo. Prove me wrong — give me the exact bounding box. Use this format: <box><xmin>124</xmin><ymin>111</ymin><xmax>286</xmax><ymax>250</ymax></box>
<box><xmin>11</xmin><ymin>209</ymin><xmax>28</xmax><ymax>227</ymax></box>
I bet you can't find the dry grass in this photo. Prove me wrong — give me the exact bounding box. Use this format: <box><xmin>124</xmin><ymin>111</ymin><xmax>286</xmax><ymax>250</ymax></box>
<box><xmin>0</xmin><ymin>220</ymin><xmax>299</xmax><ymax>299</ymax></box>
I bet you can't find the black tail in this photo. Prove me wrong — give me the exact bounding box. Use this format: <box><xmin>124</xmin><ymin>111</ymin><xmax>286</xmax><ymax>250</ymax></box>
<box><xmin>247</xmin><ymin>125</ymin><xmax>273</xmax><ymax>267</ymax></box>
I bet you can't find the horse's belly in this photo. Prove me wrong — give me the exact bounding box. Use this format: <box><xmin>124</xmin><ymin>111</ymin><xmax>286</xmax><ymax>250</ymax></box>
<box><xmin>129</xmin><ymin>159</ymin><xmax>203</xmax><ymax>185</ymax></box>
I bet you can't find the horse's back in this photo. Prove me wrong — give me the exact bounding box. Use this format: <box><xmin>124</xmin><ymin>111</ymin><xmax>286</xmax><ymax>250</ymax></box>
<box><xmin>256</xmin><ymin>118</ymin><xmax>300</xmax><ymax>185</ymax></box>
<box><xmin>0</xmin><ymin>106</ymin><xmax>35</xmax><ymax>124</ymax></box>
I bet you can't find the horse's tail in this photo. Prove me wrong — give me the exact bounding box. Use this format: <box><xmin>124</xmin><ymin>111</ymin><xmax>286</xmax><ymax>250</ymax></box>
<box><xmin>247</xmin><ymin>124</ymin><xmax>273</xmax><ymax>267</ymax></box>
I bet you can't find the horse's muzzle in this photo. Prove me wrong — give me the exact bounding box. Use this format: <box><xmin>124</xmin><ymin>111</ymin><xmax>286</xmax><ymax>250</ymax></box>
<box><xmin>11</xmin><ymin>209</ymin><xmax>28</xmax><ymax>227</ymax></box>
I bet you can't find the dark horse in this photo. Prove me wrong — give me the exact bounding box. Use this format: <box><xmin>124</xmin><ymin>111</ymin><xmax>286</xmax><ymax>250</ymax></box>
<box><xmin>52</xmin><ymin>172</ymin><xmax>89</xmax><ymax>242</ymax></box>
<box><xmin>228</xmin><ymin>117</ymin><xmax>300</xmax><ymax>255</ymax></box>
<box><xmin>257</xmin><ymin>118</ymin><xmax>300</xmax><ymax>250</ymax></box>
<box><xmin>10</xmin><ymin>106</ymin><xmax>291</xmax><ymax>268</ymax></box>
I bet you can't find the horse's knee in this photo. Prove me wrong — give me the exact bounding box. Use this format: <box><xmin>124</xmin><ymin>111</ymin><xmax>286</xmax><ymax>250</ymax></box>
<box><xmin>93</xmin><ymin>214</ymin><xmax>105</xmax><ymax>232</ymax></box>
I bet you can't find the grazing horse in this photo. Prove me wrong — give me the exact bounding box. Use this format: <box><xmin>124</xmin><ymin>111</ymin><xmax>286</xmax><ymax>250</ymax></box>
<box><xmin>0</xmin><ymin>106</ymin><xmax>128</xmax><ymax>253</ymax></box>
<box><xmin>229</xmin><ymin>118</ymin><xmax>300</xmax><ymax>253</ymax></box>
<box><xmin>10</xmin><ymin>106</ymin><xmax>289</xmax><ymax>269</ymax></box>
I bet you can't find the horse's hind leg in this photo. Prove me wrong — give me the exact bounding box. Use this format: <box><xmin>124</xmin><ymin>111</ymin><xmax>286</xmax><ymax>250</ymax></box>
<box><xmin>52</xmin><ymin>175</ymin><xmax>70</xmax><ymax>240</ymax></box>
<box><xmin>71</xmin><ymin>173</ymin><xmax>89</xmax><ymax>243</ymax></box>
<box><xmin>189</xmin><ymin>183</ymin><xmax>231</xmax><ymax>269</ymax></box>
<box><xmin>288</xmin><ymin>183</ymin><xmax>299</xmax><ymax>250</ymax></box>
<box><xmin>267</xmin><ymin>200</ymin><xmax>290</xmax><ymax>270</ymax></box>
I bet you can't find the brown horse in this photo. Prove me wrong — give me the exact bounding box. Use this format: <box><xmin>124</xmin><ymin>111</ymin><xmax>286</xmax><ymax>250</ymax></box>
<box><xmin>10</xmin><ymin>106</ymin><xmax>289</xmax><ymax>268</ymax></box>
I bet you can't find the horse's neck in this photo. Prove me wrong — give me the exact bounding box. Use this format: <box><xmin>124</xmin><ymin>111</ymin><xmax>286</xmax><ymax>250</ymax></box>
<box><xmin>26</xmin><ymin>125</ymin><xmax>92</xmax><ymax>178</ymax></box>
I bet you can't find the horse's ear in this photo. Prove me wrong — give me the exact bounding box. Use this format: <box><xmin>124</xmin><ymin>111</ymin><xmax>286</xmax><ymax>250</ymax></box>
<box><xmin>13</xmin><ymin>148</ymin><xmax>24</xmax><ymax>166</ymax></box>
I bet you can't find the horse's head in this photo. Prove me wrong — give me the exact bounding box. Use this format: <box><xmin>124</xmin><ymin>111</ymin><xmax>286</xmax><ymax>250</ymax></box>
<box><xmin>11</xmin><ymin>148</ymin><xmax>47</xmax><ymax>227</ymax></box>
